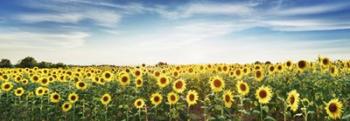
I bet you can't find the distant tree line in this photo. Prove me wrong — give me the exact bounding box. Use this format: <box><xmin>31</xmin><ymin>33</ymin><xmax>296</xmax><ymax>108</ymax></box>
<box><xmin>0</xmin><ymin>57</ymin><xmax>66</xmax><ymax>68</ymax></box>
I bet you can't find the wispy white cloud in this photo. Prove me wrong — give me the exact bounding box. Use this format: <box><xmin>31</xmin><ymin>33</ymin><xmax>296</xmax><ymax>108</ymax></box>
<box><xmin>271</xmin><ymin>3</ymin><xmax>350</xmax><ymax>16</ymax></box>
<box><xmin>0</xmin><ymin>31</ymin><xmax>89</xmax><ymax>49</ymax></box>
<box><xmin>261</xmin><ymin>19</ymin><xmax>350</xmax><ymax>31</ymax></box>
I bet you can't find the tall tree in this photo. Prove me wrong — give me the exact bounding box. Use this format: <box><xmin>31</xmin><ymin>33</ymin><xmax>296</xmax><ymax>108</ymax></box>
<box><xmin>0</xmin><ymin>59</ymin><xmax>12</xmax><ymax>68</ymax></box>
<box><xmin>17</xmin><ymin>56</ymin><xmax>37</xmax><ymax>68</ymax></box>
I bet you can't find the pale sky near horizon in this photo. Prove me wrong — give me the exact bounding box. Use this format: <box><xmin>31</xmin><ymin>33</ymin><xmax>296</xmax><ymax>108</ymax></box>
<box><xmin>0</xmin><ymin>0</ymin><xmax>350</xmax><ymax>65</ymax></box>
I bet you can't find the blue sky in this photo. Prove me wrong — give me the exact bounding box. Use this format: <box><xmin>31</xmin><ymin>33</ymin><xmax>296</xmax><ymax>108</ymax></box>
<box><xmin>0</xmin><ymin>0</ymin><xmax>350</xmax><ymax>65</ymax></box>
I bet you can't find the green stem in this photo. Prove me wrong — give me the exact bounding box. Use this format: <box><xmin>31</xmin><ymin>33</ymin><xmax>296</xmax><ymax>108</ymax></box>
<box><xmin>138</xmin><ymin>109</ymin><xmax>141</xmax><ymax>121</ymax></box>
<box><xmin>105</xmin><ymin>106</ymin><xmax>108</xmax><ymax>121</ymax></box>
<box><xmin>260</xmin><ymin>103</ymin><xmax>263</xmax><ymax>121</ymax></box>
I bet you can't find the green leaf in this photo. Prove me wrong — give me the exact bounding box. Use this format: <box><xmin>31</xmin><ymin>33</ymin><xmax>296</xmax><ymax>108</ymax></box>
<box><xmin>264</xmin><ymin>116</ymin><xmax>277</xmax><ymax>121</ymax></box>
<box><xmin>342</xmin><ymin>114</ymin><xmax>350</xmax><ymax>119</ymax></box>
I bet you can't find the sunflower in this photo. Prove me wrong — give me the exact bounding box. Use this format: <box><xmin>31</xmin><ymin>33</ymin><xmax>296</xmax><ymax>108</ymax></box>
<box><xmin>102</xmin><ymin>71</ymin><xmax>113</xmax><ymax>82</ymax></box>
<box><xmin>286</xmin><ymin>90</ymin><xmax>300</xmax><ymax>112</ymax></box>
<box><xmin>172</xmin><ymin>79</ymin><xmax>186</xmax><ymax>93</ymax></box>
<box><xmin>223</xmin><ymin>90</ymin><xmax>234</xmax><ymax>108</ymax></box>
<box><xmin>75</xmin><ymin>81</ymin><xmax>87</xmax><ymax>90</ymax></box>
<box><xmin>150</xmin><ymin>92</ymin><xmax>163</xmax><ymax>106</ymax></box>
<box><xmin>134</xmin><ymin>98</ymin><xmax>145</xmax><ymax>109</ymax></box>
<box><xmin>1</xmin><ymin>81</ymin><xmax>13</xmax><ymax>92</ymax></box>
<box><xmin>167</xmin><ymin>92</ymin><xmax>179</xmax><ymax>105</ymax></box>
<box><xmin>118</xmin><ymin>73</ymin><xmax>130</xmax><ymax>86</ymax></box>
<box><xmin>329</xmin><ymin>66</ymin><xmax>338</xmax><ymax>77</ymax></box>
<box><xmin>235</xmin><ymin>69</ymin><xmax>243</xmax><ymax>79</ymax></box>
<box><xmin>325</xmin><ymin>99</ymin><xmax>343</xmax><ymax>120</ymax></box>
<box><xmin>50</xmin><ymin>92</ymin><xmax>61</xmax><ymax>103</ymax></box>
<box><xmin>320</xmin><ymin>57</ymin><xmax>331</xmax><ymax>67</ymax></box>
<box><xmin>62</xmin><ymin>102</ymin><xmax>73</xmax><ymax>112</ymax></box>
<box><xmin>255</xmin><ymin>86</ymin><xmax>273</xmax><ymax>104</ymax></box>
<box><xmin>14</xmin><ymin>87</ymin><xmax>25</xmax><ymax>97</ymax></box>
<box><xmin>254</xmin><ymin>70</ymin><xmax>264</xmax><ymax>82</ymax></box>
<box><xmin>100</xmin><ymin>93</ymin><xmax>112</xmax><ymax>106</ymax></box>
<box><xmin>186</xmin><ymin>90</ymin><xmax>199</xmax><ymax>106</ymax></box>
<box><xmin>135</xmin><ymin>77</ymin><xmax>143</xmax><ymax>88</ymax></box>
<box><xmin>209</xmin><ymin>76</ymin><xmax>225</xmax><ymax>93</ymax></box>
<box><xmin>157</xmin><ymin>75</ymin><xmax>170</xmax><ymax>88</ymax></box>
<box><xmin>68</xmin><ymin>93</ymin><xmax>79</xmax><ymax>103</ymax></box>
<box><xmin>31</xmin><ymin>75</ymin><xmax>40</xmax><ymax>83</ymax></box>
<box><xmin>297</xmin><ymin>60</ymin><xmax>308</xmax><ymax>71</ymax></box>
<box><xmin>40</xmin><ymin>77</ymin><xmax>49</xmax><ymax>86</ymax></box>
<box><xmin>35</xmin><ymin>87</ymin><xmax>45</xmax><ymax>96</ymax></box>
<box><xmin>22</xmin><ymin>79</ymin><xmax>29</xmax><ymax>85</ymax></box>
<box><xmin>285</xmin><ymin>60</ymin><xmax>293</xmax><ymax>69</ymax></box>
<box><xmin>236</xmin><ymin>80</ymin><xmax>249</xmax><ymax>96</ymax></box>
<box><xmin>133</xmin><ymin>69</ymin><xmax>142</xmax><ymax>77</ymax></box>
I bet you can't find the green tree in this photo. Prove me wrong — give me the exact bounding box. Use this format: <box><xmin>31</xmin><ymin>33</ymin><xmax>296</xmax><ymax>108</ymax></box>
<box><xmin>0</xmin><ymin>59</ymin><xmax>12</xmax><ymax>68</ymax></box>
<box><xmin>17</xmin><ymin>56</ymin><xmax>37</xmax><ymax>68</ymax></box>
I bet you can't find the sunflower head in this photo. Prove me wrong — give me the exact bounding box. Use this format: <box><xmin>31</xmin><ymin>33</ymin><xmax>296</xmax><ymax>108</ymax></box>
<box><xmin>1</xmin><ymin>82</ymin><xmax>13</xmax><ymax>92</ymax></box>
<box><xmin>62</xmin><ymin>102</ymin><xmax>73</xmax><ymax>112</ymax></box>
<box><xmin>286</xmin><ymin>90</ymin><xmax>300</xmax><ymax>112</ymax></box>
<box><xmin>135</xmin><ymin>77</ymin><xmax>143</xmax><ymax>88</ymax></box>
<box><xmin>100</xmin><ymin>93</ymin><xmax>112</xmax><ymax>106</ymax></box>
<box><xmin>186</xmin><ymin>90</ymin><xmax>199</xmax><ymax>106</ymax></box>
<box><xmin>325</xmin><ymin>99</ymin><xmax>343</xmax><ymax>120</ymax></box>
<box><xmin>167</xmin><ymin>92</ymin><xmax>179</xmax><ymax>105</ymax></box>
<box><xmin>297</xmin><ymin>60</ymin><xmax>308</xmax><ymax>71</ymax></box>
<box><xmin>14</xmin><ymin>87</ymin><xmax>25</xmax><ymax>97</ymax></box>
<box><xmin>255</xmin><ymin>86</ymin><xmax>273</xmax><ymax>104</ymax></box>
<box><xmin>236</xmin><ymin>80</ymin><xmax>249</xmax><ymax>96</ymax></box>
<box><xmin>157</xmin><ymin>75</ymin><xmax>170</xmax><ymax>88</ymax></box>
<box><xmin>68</xmin><ymin>93</ymin><xmax>79</xmax><ymax>103</ymax></box>
<box><xmin>102</xmin><ymin>71</ymin><xmax>113</xmax><ymax>82</ymax></box>
<box><xmin>254</xmin><ymin>70</ymin><xmax>265</xmax><ymax>82</ymax></box>
<box><xmin>172</xmin><ymin>79</ymin><xmax>186</xmax><ymax>93</ymax></box>
<box><xmin>223</xmin><ymin>90</ymin><xmax>234</xmax><ymax>108</ymax></box>
<box><xmin>40</xmin><ymin>77</ymin><xmax>49</xmax><ymax>86</ymax></box>
<box><xmin>75</xmin><ymin>81</ymin><xmax>87</xmax><ymax>90</ymax></box>
<box><xmin>134</xmin><ymin>98</ymin><xmax>145</xmax><ymax>109</ymax></box>
<box><xmin>209</xmin><ymin>76</ymin><xmax>225</xmax><ymax>93</ymax></box>
<box><xmin>118</xmin><ymin>73</ymin><xmax>130</xmax><ymax>86</ymax></box>
<box><xmin>50</xmin><ymin>92</ymin><xmax>61</xmax><ymax>103</ymax></box>
<box><xmin>150</xmin><ymin>92</ymin><xmax>163</xmax><ymax>106</ymax></box>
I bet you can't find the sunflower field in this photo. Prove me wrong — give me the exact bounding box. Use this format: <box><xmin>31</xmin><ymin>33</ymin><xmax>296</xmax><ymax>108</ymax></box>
<box><xmin>0</xmin><ymin>57</ymin><xmax>349</xmax><ymax>121</ymax></box>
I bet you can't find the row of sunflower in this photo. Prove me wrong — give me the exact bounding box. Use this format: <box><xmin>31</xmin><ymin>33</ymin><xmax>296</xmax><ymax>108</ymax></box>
<box><xmin>0</xmin><ymin>57</ymin><xmax>349</xmax><ymax>120</ymax></box>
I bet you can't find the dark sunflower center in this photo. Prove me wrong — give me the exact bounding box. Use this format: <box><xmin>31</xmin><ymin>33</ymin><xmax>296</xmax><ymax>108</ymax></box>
<box><xmin>135</xmin><ymin>71</ymin><xmax>140</xmax><ymax>76</ymax></box>
<box><xmin>64</xmin><ymin>104</ymin><xmax>69</xmax><ymax>108</ymax></box>
<box><xmin>189</xmin><ymin>94</ymin><xmax>195</xmax><ymax>101</ymax></box>
<box><xmin>225</xmin><ymin>95</ymin><xmax>230</xmax><ymax>102</ymax></box>
<box><xmin>33</xmin><ymin>76</ymin><xmax>38</xmax><ymax>81</ymax></box>
<box><xmin>79</xmin><ymin>82</ymin><xmax>85</xmax><ymax>87</ymax></box>
<box><xmin>170</xmin><ymin>95</ymin><xmax>176</xmax><ymax>101</ymax></box>
<box><xmin>122</xmin><ymin>76</ymin><xmax>128</xmax><ymax>82</ymax></box>
<box><xmin>290</xmin><ymin>96</ymin><xmax>295</xmax><ymax>104</ymax></box>
<box><xmin>38</xmin><ymin>90</ymin><xmax>43</xmax><ymax>93</ymax></box>
<box><xmin>298</xmin><ymin>61</ymin><xmax>306</xmax><ymax>69</ymax></box>
<box><xmin>17</xmin><ymin>90</ymin><xmax>22</xmax><ymax>94</ymax></box>
<box><xmin>53</xmin><ymin>95</ymin><xmax>59</xmax><ymax>99</ymax></box>
<box><xmin>103</xmin><ymin>96</ymin><xmax>109</xmax><ymax>101</ymax></box>
<box><xmin>213</xmin><ymin>79</ymin><xmax>222</xmax><ymax>87</ymax></box>
<box><xmin>323</xmin><ymin>59</ymin><xmax>329</xmax><ymax>65</ymax></box>
<box><xmin>175</xmin><ymin>81</ymin><xmax>183</xmax><ymax>89</ymax></box>
<box><xmin>154</xmin><ymin>96</ymin><xmax>160</xmax><ymax>102</ymax></box>
<box><xmin>270</xmin><ymin>67</ymin><xmax>274</xmax><ymax>71</ymax></box>
<box><xmin>236</xmin><ymin>70</ymin><xmax>241</xmax><ymax>75</ymax></box>
<box><xmin>137</xmin><ymin>101</ymin><xmax>142</xmax><ymax>106</ymax></box>
<box><xmin>287</xmin><ymin>62</ymin><xmax>291</xmax><ymax>67</ymax></box>
<box><xmin>330</xmin><ymin>67</ymin><xmax>335</xmax><ymax>73</ymax></box>
<box><xmin>105</xmin><ymin>73</ymin><xmax>111</xmax><ymax>78</ymax></box>
<box><xmin>4</xmin><ymin>84</ymin><xmax>10</xmax><ymax>89</ymax></box>
<box><xmin>256</xmin><ymin>71</ymin><xmax>262</xmax><ymax>78</ymax></box>
<box><xmin>328</xmin><ymin>103</ymin><xmax>337</xmax><ymax>113</ymax></box>
<box><xmin>259</xmin><ymin>90</ymin><xmax>267</xmax><ymax>98</ymax></box>
<box><xmin>240</xmin><ymin>84</ymin><xmax>246</xmax><ymax>91</ymax></box>
<box><xmin>136</xmin><ymin>79</ymin><xmax>142</xmax><ymax>85</ymax></box>
<box><xmin>155</xmin><ymin>72</ymin><xmax>160</xmax><ymax>77</ymax></box>
<box><xmin>160</xmin><ymin>77</ymin><xmax>167</xmax><ymax>84</ymax></box>
<box><xmin>42</xmin><ymin>79</ymin><xmax>47</xmax><ymax>84</ymax></box>
<box><xmin>71</xmin><ymin>96</ymin><xmax>76</xmax><ymax>100</ymax></box>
